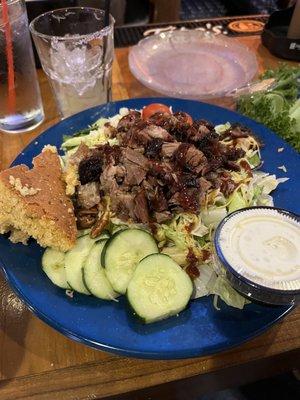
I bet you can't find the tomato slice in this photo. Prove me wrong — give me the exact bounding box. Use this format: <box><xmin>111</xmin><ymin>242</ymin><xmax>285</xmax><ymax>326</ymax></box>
<box><xmin>142</xmin><ymin>103</ymin><xmax>171</xmax><ymax>120</ymax></box>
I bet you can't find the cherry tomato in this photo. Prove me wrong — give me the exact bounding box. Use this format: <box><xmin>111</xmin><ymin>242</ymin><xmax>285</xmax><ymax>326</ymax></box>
<box><xmin>142</xmin><ymin>103</ymin><xmax>171</xmax><ymax>120</ymax></box>
<box><xmin>183</xmin><ymin>113</ymin><xmax>193</xmax><ymax>126</ymax></box>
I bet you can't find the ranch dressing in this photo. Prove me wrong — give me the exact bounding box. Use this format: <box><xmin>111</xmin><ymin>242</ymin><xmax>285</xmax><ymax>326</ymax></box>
<box><xmin>218</xmin><ymin>208</ymin><xmax>300</xmax><ymax>290</ymax></box>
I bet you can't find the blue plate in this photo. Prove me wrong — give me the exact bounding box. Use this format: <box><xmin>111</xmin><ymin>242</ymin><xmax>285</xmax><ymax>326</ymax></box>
<box><xmin>1</xmin><ymin>98</ymin><xmax>299</xmax><ymax>359</ymax></box>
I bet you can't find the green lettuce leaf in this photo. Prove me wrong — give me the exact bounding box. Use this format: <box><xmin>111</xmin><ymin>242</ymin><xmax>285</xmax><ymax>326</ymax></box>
<box><xmin>228</xmin><ymin>190</ymin><xmax>247</xmax><ymax>213</ymax></box>
<box><xmin>161</xmin><ymin>246</ymin><xmax>188</xmax><ymax>266</ymax></box>
<box><xmin>209</xmin><ymin>276</ymin><xmax>250</xmax><ymax>310</ymax></box>
<box><xmin>201</xmin><ymin>207</ymin><xmax>227</xmax><ymax>228</ymax></box>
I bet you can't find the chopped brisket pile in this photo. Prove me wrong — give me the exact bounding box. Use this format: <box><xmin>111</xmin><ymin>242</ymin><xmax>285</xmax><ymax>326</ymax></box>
<box><xmin>73</xmin><ymin>109</ymin><xmax>253</xmax><ymax>230</ymax></box>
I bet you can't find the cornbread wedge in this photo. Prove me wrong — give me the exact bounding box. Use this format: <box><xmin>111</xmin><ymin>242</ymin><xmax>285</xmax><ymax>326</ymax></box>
<box><xmin>0</xmin><ymin>146</ymin><xmax>77</xmax><ymax>252</ymax></box>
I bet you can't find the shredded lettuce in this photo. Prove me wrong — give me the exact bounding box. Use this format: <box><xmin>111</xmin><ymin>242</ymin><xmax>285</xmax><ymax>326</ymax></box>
<box><xmin>92</xmin><ymin>117</ymin><xmax>109</xmax><ymax>128</ymax></box>
<box><xmin>228</xmin><ymin>172</ymin><xmax>288</xmax><ymax>211</ymax></box>
<box><xmin>193</xmin><ymin>264</ymin><xmax>249</xmax><ymax>309</ymax></box>
<box><xmin>201</xmin><ymin>207</ymin><xmax>227</xmax><ymax>228</ymax></box>
<box><xmin>155</xmin><ymin>213</ymin><xmax>200</xmax><ymax>250</ymax></box>
<box><xmin>195</xmin><ymin>235</ymin><xmax>209</xmax><ymax>247</ymax></box>
<box><xmin>62</xmin><ymin>127</ymin><xmax>118</xmax><ymax>150</ymax></box>
<box><xmin>155</xmin><ymin>213</ymin><xmax>211</xmax><ymax>263</ymax></box>
<box><xmin>157</xmin><ymin>209</ymin><xmax>252</xmax><ymax>310</ymax></box>
<box><xmin>215</xmin><ymin>122</ymin><xmax>231</xmax><ymax>134</ymax></box>
<box><xmin>93</xmin><ymin>107</ymin><xmax>129</xmax><ymax>129</ymax></box>
<box><xmin>257</xmin><ymin>193</ymin><xmax>274</xmax><ymax>207</ymax></box>
<box><xmin>254</xmin><ymin>172</ymin><xmax>280</xmax><ymax>194</ymax></box>
<box><xmin>191</xmin><ymin>222</ymin><xmax>209</xmax><ymax>237</ymax></box>
<box><xmin>61</xmin><ymin>108</ymin><xmax>129</xmax><ymax>151</ymax></box>
<box><xmin>228</xmin><ymin>190</ymin><xmax>247</xmax><ymax>213</ymax></box>
<box><xmin>252</xmin><ymin>174</ymin><xmax>287</xmax><ymax>206</ymax></box>
<box><xmin>62</xmin><ymin>127</ymin><xmax>91</xmax><ymax>142</ymax></box>
<box><xmin>248</xmin><ymin>152</ymin><xmax>261</xmax><ymax>168</ymax></box>
<box><xmin>209</xmin><ymin>276</ymin><xmax>250</xmax><ymax>310</ymax></box>
<box><xmin>245</xmin><ymin>172</ymin><xmax>289</xmax><ymax>206</ymax></box>
<box><xmin>213</xmin><ymin>191</ymin><xmax>227</xmax><ymax>207</ymax></box>
<box><xmin>193</xmin><ymin>264</ymin><xmax>217</xmax><ymax>298</ymax></box>
<box><xmin>162</xmin><ymin>246</ymin><xmax>188</xmax><ymax>266</ymax></box>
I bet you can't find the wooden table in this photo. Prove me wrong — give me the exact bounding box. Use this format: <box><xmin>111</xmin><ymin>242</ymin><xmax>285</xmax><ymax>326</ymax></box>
<box><xmin>0</xmin><ymin>35</ymin><xmax>299</xmax><ymax>400</ymax></box>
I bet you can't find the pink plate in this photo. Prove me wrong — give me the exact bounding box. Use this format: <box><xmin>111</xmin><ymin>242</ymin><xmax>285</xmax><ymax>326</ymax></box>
<box><xmin>129</xmin><ymin>31</ymin><xmax>258</xmax><ymax>99</ymax></box>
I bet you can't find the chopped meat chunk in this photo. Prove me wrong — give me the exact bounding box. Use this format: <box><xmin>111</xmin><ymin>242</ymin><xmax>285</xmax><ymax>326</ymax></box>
<box><xmin>148</xmin><ymin>112</ymin><xmax>178</xmax><ymax>131</ymax></box>
<box><xmin>117</xmin><ymin>110</ymin><xmax>141</xmax><ymax>132</ymax></box>
<box><xmin>161</xmin><ymin>142</ymin><xmax>180</xmax><ymax>158</ymax></box>
<box><xmin>72</xmin><ymin>107</ymin><xmax>259</xmax><ymax>225</ymax></box>
<box><xmin>220</xmin><ymin>175</ymin><xmax>237</xmax><ymax>197</ymax></box>
<box><xmin>185</xmin><ymin>145</ymin><xmax>207</xmax><ymax>173</ymax></box>
<box><xmin>69</xmin><ymin>143</ymin><xmax>91</xmax><ymax>165</ymax></box>
<box><xmin>123</xmin><ymin>160</ymin><xmax>147</xmax><ymax>186</ymax></box>
<box><xmin>173</xmin><ymin>143</ymin><xmax>207</xmax><ymax>174</ymax></box>
<box><xmin>76</xmin><ymin>206</ymin><xmax>98</xmax><ymax>229</ymax></box>
<box><xmin>122</xmin><ymin>148</ymin><xmax>149</xmax><ymax>170</ymax></box>
<box><xmin>148</xmin><ymin>187</ymin><xmax>168</xmax><ymax>212</ymax></box>
<box><xmin>100</xmin><ymin>165</ymin><xmax>119</xmax><ymax>194</ymax></box>
<box><xmin>122</xmin><ymin>148</ymin><xmax>149</xmax><ymax>186</ymax></box>
<box><xmin>133</xmin><ymin>189</ymin><xmax>149</xmax><ymax>223</ymax></box>
<box><xmin>198</xmin><ymin>177</ymin><xmax>212</xmax><ymax>193</ymax></box>
<box><xmin>120</xmin><ymin>123</ymin><xmax>150</xmax><ymax>148</ymax></box>
<box><xmin>224</xmin><ymin>147</ymin><xmax>245</xmax><ymax>161</ymax></box>
<box><xmin>111</xmin><ymin>192</ymin><xmax>135</xmax><ymax>221</ymax></box>
<box><xmin>153</xmin><ymin>211</ymin><xmax>172</xmax><ymax>223</ymax></box>
<box><xmin>173</xmin><ymin>111</ymin><xmax>193</xmax><ymax>126</ymax></box>
<box><xmin>228</xmin><ymin>123</ymin><xmax>251</xmax><ymax>139</ymax></box>
<box><xmin>144</xmin><ymin>138</ymin><xmax>163</xmax><ymax>159</ymax></box>
<box><xmin>224</xmin><ymin>160</ymin><xmax>240</xmax><ymax>171</ymax></box>
<box><xmin>77</xmin><ymin>182</ymin><xmax>100</xmax><ymax>209</ymax></box>
<box><xmin>78</xmin><ymin>154</ymin><xmax>102</xmax><ymax>185</ymax></box>
<box><xmin>169</xmin><ymin>187</ymin><xmax>199</xmax><ymax>213</ymax></box>
<box><xmin>140</xmin><ymin>125</ymin><xmax>174</xmax><ymax>142</ymax></box>
<box><xmin>98</xmin><ymin>144</ymin><xmax>122</xmax><ymax>166</ymax></box>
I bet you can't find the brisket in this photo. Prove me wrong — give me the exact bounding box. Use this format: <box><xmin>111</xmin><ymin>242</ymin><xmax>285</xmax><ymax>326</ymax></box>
<box><xmin>77</xmin><ymin>182</ymin><xmax>101</xmax><ymax>209</ymax></box>
<box><xmin>74</xmin><ymin>108</ymin><xmax>254</xmax><ymax>225</ymax></box>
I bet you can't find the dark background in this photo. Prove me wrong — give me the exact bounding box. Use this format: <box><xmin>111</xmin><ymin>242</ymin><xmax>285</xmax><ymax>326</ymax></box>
<box><xmin>25</xmin><ymin>0</ymin><xmax>282</xmax><ymax>26</ymax></box>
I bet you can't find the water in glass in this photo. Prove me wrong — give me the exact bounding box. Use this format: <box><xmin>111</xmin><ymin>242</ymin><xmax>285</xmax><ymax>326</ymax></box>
<box><xmin>0</xmin><ymin>0</ymin><xmax>44</xmax><ymax>133</ymax></box>
<box><xmin>30</xmin><ymin>8</ymin><xmax>114</xmax><ymax>118</ymax></box>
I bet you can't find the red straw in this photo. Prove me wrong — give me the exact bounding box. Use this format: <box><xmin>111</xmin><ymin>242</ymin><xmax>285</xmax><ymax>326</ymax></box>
<box><xmin>1</xmin><ymin>0</ymin><xmax>16</xmax><ymax>114</ymax></box>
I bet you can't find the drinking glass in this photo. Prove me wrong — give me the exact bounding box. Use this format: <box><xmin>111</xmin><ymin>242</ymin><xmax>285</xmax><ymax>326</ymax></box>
<box><xmin>0</xmin><ymin>0</ymin><xmax>44</xmax><ymax>133</ymax></box>
<box><xmin>30</xmin><ymin>7</ymin><xmax>114</xmax><ymax>118</ymax></box>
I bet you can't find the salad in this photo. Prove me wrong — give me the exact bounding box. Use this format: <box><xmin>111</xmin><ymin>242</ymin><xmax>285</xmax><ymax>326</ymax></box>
<box><xmin>237</xmin><ymin>64</ymin><xmax>300</xmax><ymax>152</ymax></box>
<box><xmin>42</xmin><ymin>103</ymin><xmax>288</xmax><ymax>323</ymax></box>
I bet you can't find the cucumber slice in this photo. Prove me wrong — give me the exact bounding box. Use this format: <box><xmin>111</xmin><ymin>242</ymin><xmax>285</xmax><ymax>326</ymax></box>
<box><xmin>82</xmin><ymin>241</ymin><xmax>118</xmax><ymax>300</ymax></box>
<box><xmin>102</xmin><ymin>229</ymin><xmax>158</xmax><ymax>294</ymax></box>
<box><xmin>65</xmin><ymin>235</ymin><xmax>96</xmax><ymax>294</ymax></box>
<box><xmin>42</xmin><ymin>248</ymin><xmax>70</xmax><ymax>289</ymax></box>
<box><xmin>127</xmin><ymin>254</ymin><xmax>193</xmax><ymax>324</ymax></box>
